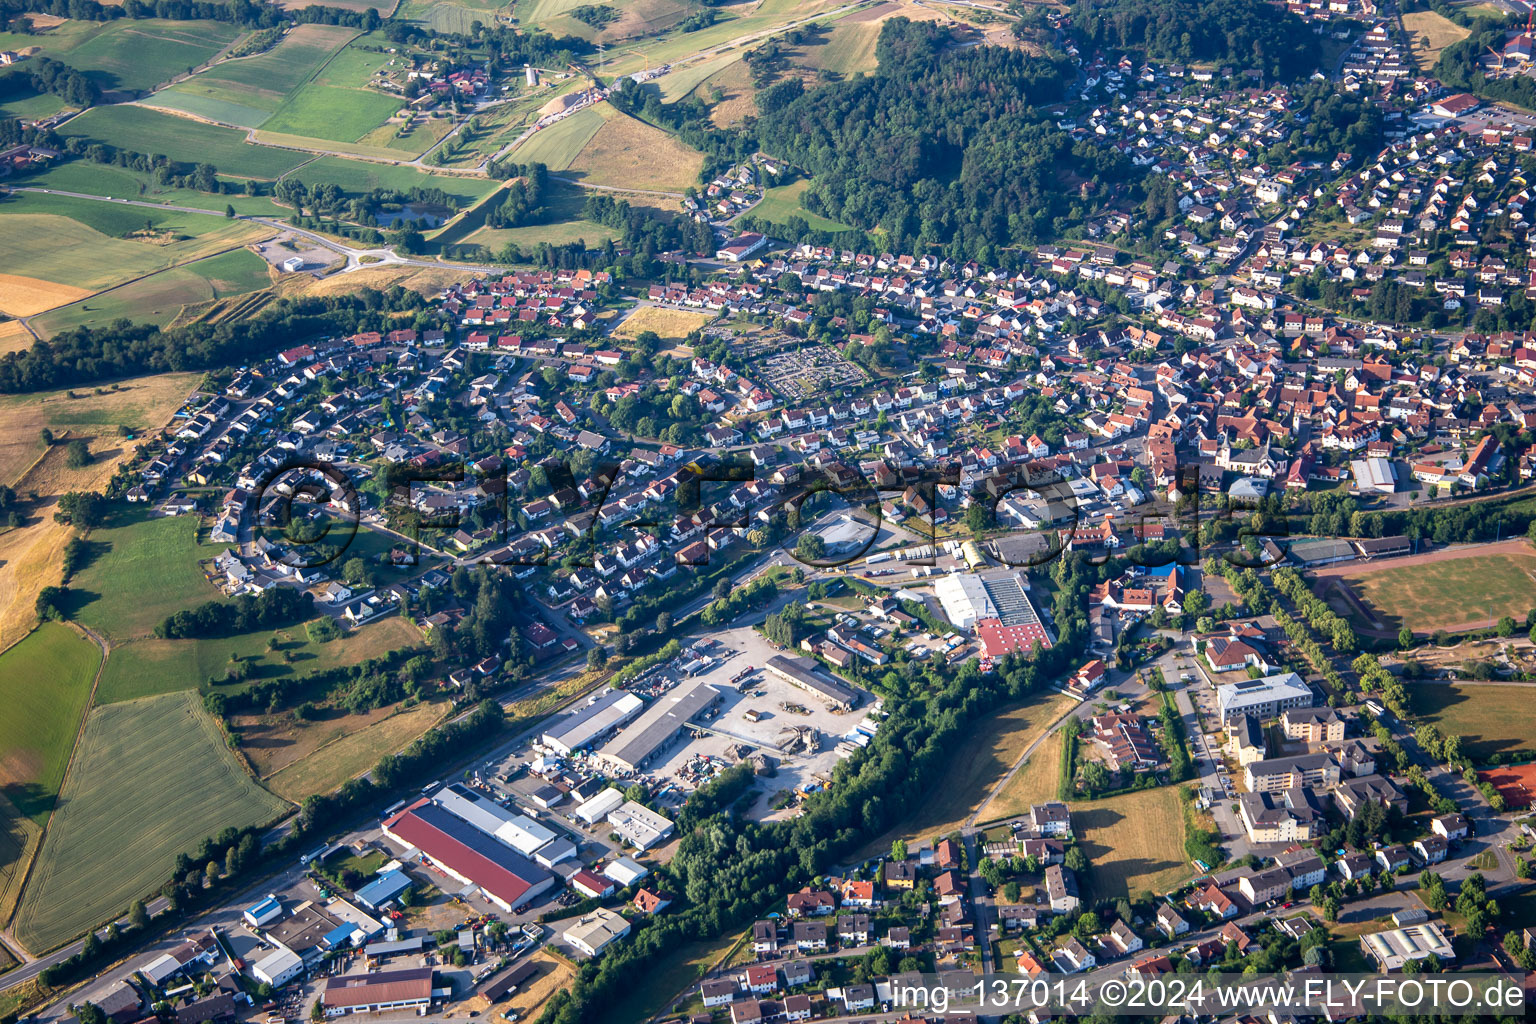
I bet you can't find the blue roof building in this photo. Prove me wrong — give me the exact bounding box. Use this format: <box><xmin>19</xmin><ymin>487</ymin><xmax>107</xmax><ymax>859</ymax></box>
<box><xmin>355</xmin><ymin>869</ymin><xmax>413</xmax><ymax>911</ymax></box>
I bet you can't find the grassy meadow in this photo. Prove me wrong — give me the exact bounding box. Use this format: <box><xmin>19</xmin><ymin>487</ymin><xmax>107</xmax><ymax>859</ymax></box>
<box><xmin>0</xmin><ymin>623</ymin><xmax>101</xmax><ymax>824</ymax></box>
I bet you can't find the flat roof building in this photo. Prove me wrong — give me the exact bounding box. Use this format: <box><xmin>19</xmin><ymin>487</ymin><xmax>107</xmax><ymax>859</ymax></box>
<box><xmin>564</xmin><ymin>908</ymin><xmax>631</xmax><ymax>957</ymax></box>
<box><xmin>574</xmin><ymin>787</ymin><xmax>626</xmax><ymax>825</ymax></box>
<box><xmin>252</xmin><ymin>948</ymin><xmax>303</xmax><ymax>988</ymax></box>
<box><xmin>1216</xmin><ymin>671</ymin><xmax>1313</xmax><ymax>724</ymax></box>
<box><xmin>596</xmin><ymin>680</ymin><xmax>723</xmax><ymax>773</ymax></box>
<box><xmin>608</xmin><ymin>800</ymin><xmax>674</xmax><ymax>850</ymax></box>
<box><xmin>542</xmin><ymin>690</ymin><xmax>646</xmax><ymax>755</ymax></box>
<box><xmin>433</xmin><ymin>783</ymin><xmax>557</xmax><ymax>857</ymax></box>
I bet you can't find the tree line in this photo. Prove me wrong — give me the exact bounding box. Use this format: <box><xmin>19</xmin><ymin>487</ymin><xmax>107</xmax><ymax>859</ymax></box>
<box><xmin>1068</xmin><ymin>0</ymin><xmax>1320</xmax><ymax>80</ymax></box>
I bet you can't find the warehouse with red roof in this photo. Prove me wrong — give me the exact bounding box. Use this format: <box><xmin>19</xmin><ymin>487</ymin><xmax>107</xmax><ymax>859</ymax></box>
<box><xmin>381</xmin><ymin>801</ymin><xmax>555</xmax><ymax>911</ymax></box>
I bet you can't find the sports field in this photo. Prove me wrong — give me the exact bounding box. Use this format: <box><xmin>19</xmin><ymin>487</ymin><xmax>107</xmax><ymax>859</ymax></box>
<box><xmin>145</xmin><ymin>24</ymin><xmax>360</xmax><ymax>128</ymax></box>
<box><xmin>64</xmin><ymin>510</ymin><xmax>219</xmax><ymax>641</ymax></box>
<box><xmin>266</xmin><ymin>701</ymin><xmax>448</xmax><ymax>800</ymax></box>
<box><xmin>1477</xmin><ymin>762</ymin><xmax>1535</xmax><ymax>810</ymax></box>
<box><xmin>12</xmin><ymin>691</ymin><xmax>289</xmax><ymax>951</ymax></box>
<box><xmin>57</xmin><ymin>105</ymin><xmax>312</xmax><ymax>180</ymax></box>
<box><xmin>1408</xmin><ymin>682</ymin><xmax>1536</xmax><ymax>763</ymax></box>
<box><xmin>1068</xmin><ymin>785</ymin><xmax>1192</xmax><ymax>902</ymax></box>
<box><xmin>0</xmin><ymin>623</ymin><xmax>100</xmax><ymax>824</ymax></box>
<box><xmin>96</xmin><ymin>614</ymin><xmax>421</xmax><ymax>703</ymax></box>
<box><xmin>1320</xmin><ymin>543</ymin><xmax>1536</xmax><ymax>635</ymax></box>
<box><xmin>565</xmin><ymin>110</ymin><xmax>703</xmax><ymax>192</ymax></box>
<box><xmin>33</xmin><ymin>248</ymin><xmax>273</xmax><ymax>337</ymax></box>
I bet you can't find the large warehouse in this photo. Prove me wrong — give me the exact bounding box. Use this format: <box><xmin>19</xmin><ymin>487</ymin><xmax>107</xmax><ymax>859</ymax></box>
<box><xmin>765</xmin><ymin>655</ymin><xmax>857</xmax><ymax>710</ymax></box>
<box><xmin>595</xmin><ymin>680</ymin><xmax>723</xmax><ymax>774</ymax></box>
<box><xmin>542</xmin><ymin>690</ymin><xmax>646</xmax><ymax>755</ymax></box>
<box><xmin>322</xmin><ymin>968</ymin><xmax>439</xmax><ymax>1017</ymax></box>
<box><xmin>433</xmin><ymin>783</ymin><xmax>563</xmax><ymax>858</ymax></box>
<box><xmin>381</xmin><ymin>801</ymin><xmax>555</xmax><ymax>911</ymax></box>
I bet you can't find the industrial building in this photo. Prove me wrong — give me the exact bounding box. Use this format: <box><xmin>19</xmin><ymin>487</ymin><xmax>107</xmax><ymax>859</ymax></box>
<box><xmin>764</xmin><ymin>655</ymin><xmax>857</xmax><ymax>710</ymax></box>
<box><xmin>563</xmin><ymin>908</ymin><xmax>632</xmax><ymax>957</ymax></box>
<box><xmin>595</xmin><ymin>680</ymin><xmax>724</xmax><ymax>773</ymax></box>
<box><xmin>1350</xmin><ymin>456</ymin><xmax>1396</xmax><ymax>495</ymax></box>
<box><xmin>1215</xmin><ymin>672</ymin><xmax>1313</xmax><ymax>724</ymax></box>
<box><xmin>381</xmin><ymin>800</ymin><xmax>555</xmax><ymax>912</ymax></box>
<box><xmin>322</xmin><ymin>967</ymin><xmax>439</xmax><ymax>1017</ymax></box>
<box><xmin>936</xmin><ymin>571</ymin><xmax>1051</xmax><ymax>657</ymax></box>
<box><xmin>1359</xmin><ymin>923</ymin><xmax>1454</xmax><ymax>971</ymax></box>
<box><xmin>251</xmin><ymin>948</ymin><xmax>303</xmax><ymax>988</ymax></box>
<box><xmin>434</xmin><ymin>783</ymin><xmax>560</xmax><ymax>857</ymax></box>
<box><xmin>607</xmin><ymin>800</ymin><xmax>674</xmax><ymax>850</ymax></box>
<box><xmin>575</xmin><ymin>787</ymin><xmax>626</xmax><ymax>825</ymax></box>
<box><xmin>542</xmin><ymin>690</ymin><xmax>646</xmax><ymax>755</ymax></box>
<box><xmin>353</xmin><ymin>869</ymin><xmax>412</xmax><ymax>911</ymax></box>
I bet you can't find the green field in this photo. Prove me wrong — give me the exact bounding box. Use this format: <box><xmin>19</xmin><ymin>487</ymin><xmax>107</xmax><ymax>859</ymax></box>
<box><xmin>508</xmin><ymin>105</ymin><xmax>606</xmax><ymax>170</ymax></box>
<box><xmin>12</xmin><ymin>691</ymin><xmax>289</xmax><ymax>951</ymax></box>
<box><xmin>0</xmin><ymin>90</ymin><xmax>67</xmax><ymax>121</ymax></box>
<box><xmin>0</xmin><ymin>202</ymin><xmax>269</xmax><ymax>304</ymax></box>
<box><xmin>12</xmin><ymin>162</ymin><xmax>294</xmax><ymax>217</ymax></box>
<box><xmin>0</xmin><ymin>623</ymin><xmax>100</xmax><ymax>824</ymax></box>
<box><xmin>0</xmin><ymin>20</ymin><xmax>240</xmax><ymax>97</ymax></box>
<box><xmin>1408</xmin><ymin>683</ymin><xmax>1536</xmax><ymax>763</ymax></box>
<box><xmin>96</xmin><ymin>614</ymin><xmax>422</xmax><ymax>704</ymax></box>
<box><xmin>655</xmin><ymin>52</ymin><xmax>742</xmax><ymax>101</ymax></box>
<box><xmin>63</xmin><ymin>20</ymin><xmax>244</xmax><ymax>95</ymax></box>
<box><xmin>63</xmin><ymin>510</ymin><xmax>221</xmax><ymax>641</ymax></box>
<box><xmin>261</xmin><ymin>38</ymin><xmax>409</xmax><ymax>145</ymax></box>
<box><xmin>146</xmin><ymin>24</ymin><xmax>359</xmax><ymax>128</ymax></box>
<box><xmin>288</xmin><ymin>156</ymin><xmax>501</xmax><ymax>206</ymax></box>
<box><xmin>1068</xmin><ymin>786</ymin><xmax>1193</xmax><ymax>902</ymax></box>
<box><xmin>57</xmin><ymin>105</ymin><xmax>312</xmax><ymax>179</ymax></box>
<box><xmin>34</xmin><ymin>248</ymin><xmax>273</xmax><ymax>336</ymax></box>
<box><xmin>752</xmin><ymin>179</ymin><xmax>850</xmax><ymax>232</ymax></box>
<box><xmin>462</xmin><ymin>179</ymin><xmax>620</xmax><ymax>251</ymax></box>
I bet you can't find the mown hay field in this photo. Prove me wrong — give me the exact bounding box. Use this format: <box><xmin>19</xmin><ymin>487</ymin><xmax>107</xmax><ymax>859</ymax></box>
<box><xmin>12</xmin><ymin>691</ymin><xmax>289</xmax><ymax>951</ymax></box>
<box><xmin>565</xmin><ymin>110</ymin><xmax>703</xmax><ymax>192</ymax></box>
<box><xmin>612</xmin><ymin>305</ymin><xmax>714</xmax><ymax>341</ymax></box>
<box><xmin>1408</xmin><ymin>682</ymin><xmax>1536</xmax><ymax>763</ymax></box>
<box><xmin>266</xmin><ymin>701</ymin><xmax>448</xmax><ymax>801</ymax></box>
<box><xmin>0</xmin><ymin>374</ymin><xmax>198</xmax><ymax>652</ymax></box>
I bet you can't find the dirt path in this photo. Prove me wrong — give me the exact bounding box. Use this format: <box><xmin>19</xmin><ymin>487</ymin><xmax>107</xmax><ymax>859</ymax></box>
<box><xmin>966</xmin><ymin>698</ymin><xmax>1079</xmax><ymax>826</ymax></box>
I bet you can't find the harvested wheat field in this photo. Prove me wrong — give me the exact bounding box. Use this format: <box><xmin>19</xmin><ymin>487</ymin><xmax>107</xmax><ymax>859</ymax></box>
<box><xmin>565</xmin><ymin>111</ymin><xmax>704</xmax><ymax>192</ymax></box>
<box><xmin>0</xmin><ymin>274</ymin><xmax>94</xmax><ymax>317</ymax></box>
<box><xmin>0</xmin><ymin>374</ymin><xmax>197</xmax><ymax>650</ymax></box>
<box><xmin>0</xmin><ymin>320</ymin><xmax>33</xmax><ymax>356</ymax></box>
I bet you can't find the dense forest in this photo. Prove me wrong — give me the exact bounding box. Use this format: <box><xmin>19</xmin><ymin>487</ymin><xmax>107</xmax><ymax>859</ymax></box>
<box><xmin>753</xmin><ymin>19</ymin><xmax>1129</xmax><ymax>259</ymax></box>
<box><xmin>1069</xmin><ymin>0</ymin><xmax>1320</xmax><ymax>79</ymax></box>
